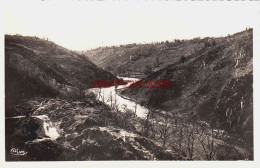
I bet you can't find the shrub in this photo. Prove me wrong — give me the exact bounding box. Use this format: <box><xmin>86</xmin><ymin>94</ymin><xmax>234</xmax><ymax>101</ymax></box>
<box><xmin>85</xmin><ymin>91</ymin><xmax>97</xmax><ymax>101</ymax></box>
<box><xmin>212</xmin><ymin>40</ymin><xmax>217</xmax><ymax>46</ymax></box>
<box><xmin>154</xmin><ymin>57</ymin><xmax>160</xmax><ymax>67</ymax></box>
<box><xmin>216</xmin><ymin>144</ymin><xmax>245</xmax><ymax>160</ymax></box>
<box><xmin>180</xmin><ymin>56</ymin><xmax>186</xmax><ymax>63</ymax></box>
<box><xmin>144</xmin><ymin>65</ymin><xmax>152</xmax><ymax>75</ymax></box>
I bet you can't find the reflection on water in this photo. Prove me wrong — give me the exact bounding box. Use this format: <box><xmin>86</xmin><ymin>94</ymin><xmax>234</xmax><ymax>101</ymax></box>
<box><xmin>90</xmin><ymin>77</ymin><xmax>149</xmax><ymax>119</ymax></box>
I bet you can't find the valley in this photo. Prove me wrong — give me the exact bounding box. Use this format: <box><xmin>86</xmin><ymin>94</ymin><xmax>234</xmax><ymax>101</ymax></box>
<box><xmin>5</xmin><ymin>29</ymin><xmax>253</xmax><ymax>161</ymax></box>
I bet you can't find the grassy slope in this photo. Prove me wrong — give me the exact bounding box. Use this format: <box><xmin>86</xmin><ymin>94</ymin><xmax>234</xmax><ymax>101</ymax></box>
<box><xmin>5</xmin><ymin>35</ymin><xmax>117</xmax><ymax>105</ymax></box>
<box><xmin>85</xmin><ymin>34</ymin><xmax>225</xmax><ymax>75</ymax></box>
<box><xmin>120</xmin><ymin>29</ymin><xmax>253</xmax><ymax>142</ymax></box>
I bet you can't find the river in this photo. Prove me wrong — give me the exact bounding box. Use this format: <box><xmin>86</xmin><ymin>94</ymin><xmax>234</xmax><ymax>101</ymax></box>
<box><xmin>90</xmin><ymin>77</ymin><xmax>149</xmax><ymax>119</ymax></box>
<box><xmin>5</xmin><ymin>77</ymin><xmax>143</xmax><ymax>144</ymax></box>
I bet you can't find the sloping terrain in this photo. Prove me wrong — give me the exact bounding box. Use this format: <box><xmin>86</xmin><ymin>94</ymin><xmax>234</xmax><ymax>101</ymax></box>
<box><xmin>5</xmin><ymin>35</ymin><xmax>117</xmax><ymax>105</ymax></box>
<box><xmin>5</xmin><ymin>35</ymin><xmax>180</xmax><ymax>161</ymax></box>
<box><xmin>6</xmin><ymin>97</ymin><xmax>181</xmax><ymax>161</ymax></box>
<box><xmin>85</xmin><ymin>33</ymin><xmax>224</xmax><ymax>76</ymax></box>
<box><xmin>5</xmin><ymin>30</ymin><xmax>253</xmax><ymax>160</ymax></box>
<box><xmin>120</xmin><ymin>29</ymin><xmax>253</xmax><ymax>143</ymax></box>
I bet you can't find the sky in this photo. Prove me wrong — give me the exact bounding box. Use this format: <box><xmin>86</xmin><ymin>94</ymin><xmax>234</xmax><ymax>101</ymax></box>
<box><xmin>3</xmin><ymin>1</ymin><xmax>259</xmax><ymax>50</ymax></box>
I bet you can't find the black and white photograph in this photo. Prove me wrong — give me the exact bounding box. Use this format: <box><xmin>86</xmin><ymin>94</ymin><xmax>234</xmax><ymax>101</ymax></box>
<box><xmin>1</xmin><ymin>0</ymin><xmax>260</xmax><ymax>167</ymax></box>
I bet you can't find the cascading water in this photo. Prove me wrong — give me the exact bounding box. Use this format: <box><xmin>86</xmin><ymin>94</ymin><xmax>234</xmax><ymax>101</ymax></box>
<box><xmin>34</xmin><ymin>115</ymin><xmax>60</xmax><ymax>140</ymax></box>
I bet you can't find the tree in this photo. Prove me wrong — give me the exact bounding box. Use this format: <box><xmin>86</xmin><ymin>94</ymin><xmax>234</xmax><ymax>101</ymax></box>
<box><xmin>176</xmin><ymin>118</ymin><xmax>185</xmax><ymax>156</ymax></box>
<box><xmin>180</xmin><ymin>56</ymin><xmax>186</xmax><ymax>63</ymax></box>
<box><xmin>158</xmin><ymin>114</ymin><xmax>171</xmax><ymax>147</ymax></box>
<box><xmin>184</xmin><ymin>118</ymin><xmax>197</xmax><ymax>160</ymax></box>
<box><xmin>134</xmin><ymin>101</ymin><xmax>138</xmax><ymax>117</ymax></box>
<box><xmin>212</xmin><ymin>40</ymin><xmax>217</xmax><ymax>46</ymax></box>
<box><xmin>144</xmin><ymin>65</ymin><xmax>152</xmax><ymax>75</ymax></box>
<box><xmin>204</xmin><ymin>41</ymin><xmax>211</xmax><ymax>48</ymax></box>
<box><xmin>117</xmin><ymin>66</ymin><xmax>126</xmax><ymax>75</ymax></box>
<box><xmin>142</xmin><ymin>110</ymin><xmax>152</xmax><ymax>137</ymax></box>
<box><xmin>105</xmin><ymin>65</ymin><xmax>113</xmax><ymax>72</ymax></box>
<box><xmin>175</xmin><ymin>39</ymin><xmax>180</xmax><ymax>43</ymax></box>
<box><xmin>109</xmin><ymin>90</ymin><xmax>113</xmax><ymax>107</ymax></box>
<box><xmin>113</xmin><ymin>91</ymin><xmax>118</xmax><ymax>112</ymax></box>
<box><xmin>154</xmin><ymin>57</ymin><xmax>160</xmax><ymax>67</ymax></box>
<box><xmin>102</xmin><ymin>90</ymin><xmax>105</xmax><ymax>103</ymax></box>
<box><xmin>197</xmin><ymin>126</ymin><xmax>217</xmax><ymax>160</ymax></box>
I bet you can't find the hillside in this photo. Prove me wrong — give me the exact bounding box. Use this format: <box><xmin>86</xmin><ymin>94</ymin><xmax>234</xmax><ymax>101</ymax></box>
<box><xmin>6</xmin><ymin>97</ymin><xmax>181</xmax><ymax>161</ymax></box>
<box><xmin>5</xmin><ymin>35</ymin><xmax>117</xmax><ymax>105</ymax></box>
<box><xmin>5</xmin><ymin>35</ymin><xmax>181</xmax><ymax>161</ymax></box>
<box><xmin>85</xmin><ymin>33</ymin><xmax>225</xmax><ymax>76</ymax></box>
<box><xmin>120</xmin><ymin>29</ymin><xmax>253</xmax><ymax>143</ymax></box>
<box><xmin>5</xmin><ymin>30</ymin><xmax>253</xmax><ymax>161</ymax></box>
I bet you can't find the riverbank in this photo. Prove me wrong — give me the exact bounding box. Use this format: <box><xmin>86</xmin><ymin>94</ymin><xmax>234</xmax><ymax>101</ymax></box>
<box><xmin>115</xmin><ymin>82</ymin><xmax>253</xmax><ymax>160</ymax></box>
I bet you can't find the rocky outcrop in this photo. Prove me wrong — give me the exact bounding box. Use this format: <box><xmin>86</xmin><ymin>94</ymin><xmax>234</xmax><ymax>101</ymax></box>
<box><xmin>66</xmin><ymin>126</ymin><xmax>180</xmax><ymax>160</ymax></box>
<box><xmin>6</xmin><ymin>98</ymin><xmax>181</xmax><ymax>161</ymax></box>
<box><xmin>215</xmin><ymin>73</ymin><xmax>253</xmax><ymax>141</ymax></box>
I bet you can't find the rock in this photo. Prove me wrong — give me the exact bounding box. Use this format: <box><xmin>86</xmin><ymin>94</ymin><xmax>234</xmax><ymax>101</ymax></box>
<box><xmin>25</xmin><ymin>139</ymin><xmax>63</xmax><ymax>161</ymax></box>
<box><xmin>70</xmin><ymin>126</ymin><xmax>181</xmax><ymax>160</ymax></box>
<box><xmin>13</xmin><ymin>117</ymin><xmax>44</xmax><ymax>142</ymax></box>
<box><xmin>64</xmin><ymin>133</ymin><xmax>78</xmax><ymax>141</ymax></box>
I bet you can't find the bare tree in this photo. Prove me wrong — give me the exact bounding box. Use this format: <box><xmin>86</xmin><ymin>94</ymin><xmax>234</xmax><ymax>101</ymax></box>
<box><xmin>198</xmin><ymin>127</ymin><xmax>217</xmax><ymax>160</ymax></box>
<box><xmin>169</xmin><ymin>115</ymin><xmax>186</xmax><ymax>157</ymax></box>
<box><xmin>109</xmin><ymin>90</ymin><xmax>113</xmax><ymax>107</ymax></box>
<box><xmin>157</xmin><ymin>113</ymin><xmax>171</xmax><ymax>147</ymax></box>
<box><xmin>98</xmin><ymin>88</ymin><xmax>101</xmax><ymax>99</ymax></box>
<box><xmin>177</xmin><ymin>119</ymin><xmax>184</xmax><ymax>155</ymax></box>
<box><xmin>134</xmin><ymin>101</ymin><xmax>137</xmax><ymax>117</ymax></box>
<box><xmin>113</xmin><ymin>91</ymin><xmax>119</xmax><ymax>113</ymax></box>
<box><xmin>184</xmin><ymin>121</ymin><xmax>196</xmax><ymax>160</ymax></box>
<box><xmin>142</xmin><ymin>110</ymin><xmax>153</xmax><ymax>137</ymax></box>
<box><xmin>102</xmin><ymin>90</ymin><xmax>105</xmax><ymax>103</ymax></box>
